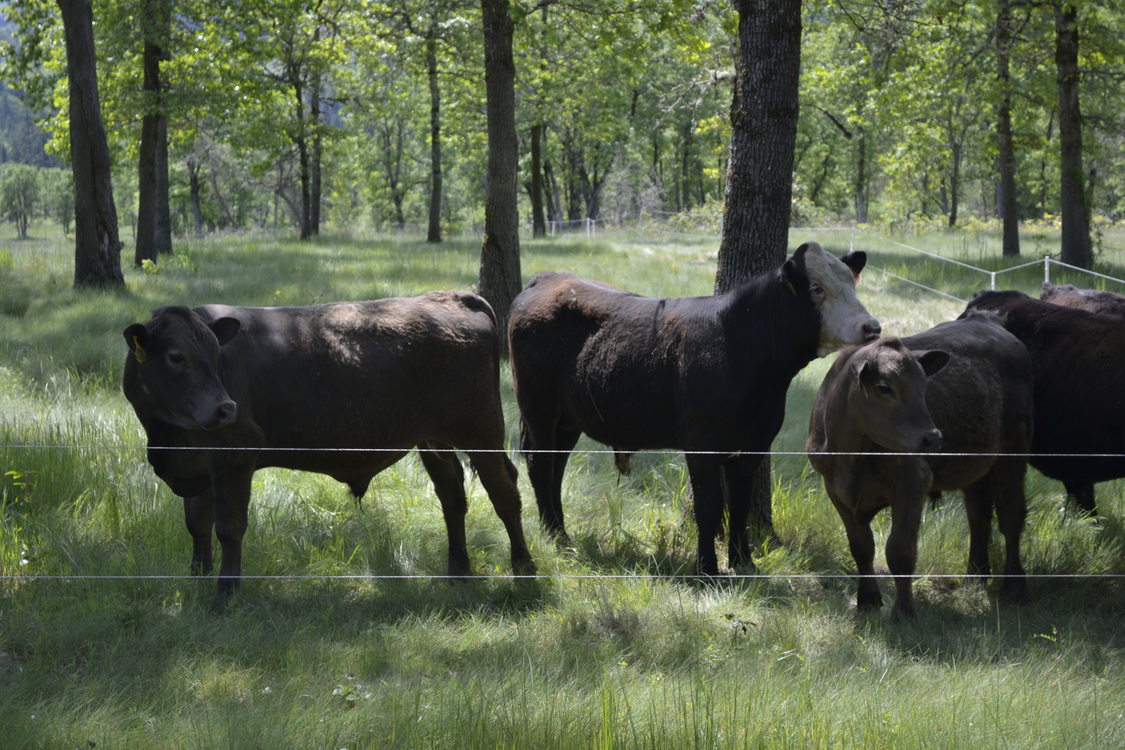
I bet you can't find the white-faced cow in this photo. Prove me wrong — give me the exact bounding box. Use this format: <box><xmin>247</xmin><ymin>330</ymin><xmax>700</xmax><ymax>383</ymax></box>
<box><xmin>965</xmin><ymin>289</ymin><xmax>1125</xmax><ymax>515</ymax></box>
<box><xmin>807</xmin><ymin>313</ymin><xmax>1033</xmax><ymax>618</ymax></box>
<box><xmin>508</xmin><ymin>241</ymin><xmax>880</xmax><ymax>576</ymax></box>
<box><xmin>123</xmin><ymin>292</ymin><xmax>534</xmax><ymax>598</ymax></box>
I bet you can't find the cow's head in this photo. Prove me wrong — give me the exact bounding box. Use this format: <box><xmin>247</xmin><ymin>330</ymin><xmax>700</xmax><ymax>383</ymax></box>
<box><xmin>785</xmin><ymin>242</ymin><xmax>881</xmax><ymax>356</ymax></box>
<box><xmin>845</xmin><ymin>337</ymin><xmax>947</xmax><ymax>453</ymax></box>
<box><xmin>123</xmin><ymin>306</ymin><xmax>241</xmax><ymax>431</ymax></box>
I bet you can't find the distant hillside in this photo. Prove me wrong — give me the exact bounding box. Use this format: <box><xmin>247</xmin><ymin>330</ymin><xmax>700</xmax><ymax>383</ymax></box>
<box><xmin>0</xmin><ymin>87</ymin><xmax>56</xmax><ymax>167</ymax></box>
<box><xmin>0</xmin><ymin>15</ymin><xmax>58</xmax><ymax>167</ymax></box>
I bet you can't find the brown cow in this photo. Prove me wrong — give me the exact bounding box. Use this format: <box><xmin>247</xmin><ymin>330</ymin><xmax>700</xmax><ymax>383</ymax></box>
<box><xmin>1040</xmin><ymin>282</ymin><xmax>1125</xmax><ymax>320</ymax></box>
<box><xmin>123</xmin><ymin>292</ymin><xmax>534</xmax><ymax>598</ymax></box>
<box><xmin>808</xmin><ymin>313</ymin><xmax>1032</xmax><ymax>618</ymax></box>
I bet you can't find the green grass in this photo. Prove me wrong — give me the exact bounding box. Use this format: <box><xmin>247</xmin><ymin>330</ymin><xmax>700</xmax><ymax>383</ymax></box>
<box><xmin>1</xmin><ymin>221</ymin><xmax>1123</xmax><ymax>748</ymax></box>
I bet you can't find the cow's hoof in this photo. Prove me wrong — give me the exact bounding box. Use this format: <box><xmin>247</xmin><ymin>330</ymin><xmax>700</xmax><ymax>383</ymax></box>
<box><xmin>1001</xmin><ymin>584</ymin><xmax>1030</xmax><ymax>605</ymax></box>
<box><xmin>856</xmin><ymin>593</ymin><xmax>883</xmax><ymax>612</ymax></box>
<box><xmin>513</xmin><ymin>556</ymin><xmax>537</xmax><ymax>577</ymax></box>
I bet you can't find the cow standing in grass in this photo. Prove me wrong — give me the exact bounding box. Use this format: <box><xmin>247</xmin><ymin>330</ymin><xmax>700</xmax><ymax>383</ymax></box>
<box><xmin>508</xmin><ymin>242</ymin><xmax>880</xmax><ymax>576</ymax></box>
<box><xmin>965</xmin><ymin>289</ymin><xmax>1125</xmax><ymax>515</ymax></box>
<box><xmin>807</xmin><ymin>313</ymin><xmax>1033</xmax><ymax>618</ymax></box>
<box><xmin>123</xmin><ymin>292</ymin><xmax>534</xmax><ymax>598</ymax></box>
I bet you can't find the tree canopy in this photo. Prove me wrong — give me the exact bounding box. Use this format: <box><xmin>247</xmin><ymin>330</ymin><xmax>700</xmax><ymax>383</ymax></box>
<box><xmin>0</xmin><ymin>1</ymin><xmax>1122</xmax><ymax>250</ymax></box>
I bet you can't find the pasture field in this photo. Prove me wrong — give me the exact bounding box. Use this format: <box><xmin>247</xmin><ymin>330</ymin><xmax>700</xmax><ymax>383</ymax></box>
<box><xmin>0</xmin><ymin>222</ymin><xmax>1122</xmax><ymax>749</ymax></box>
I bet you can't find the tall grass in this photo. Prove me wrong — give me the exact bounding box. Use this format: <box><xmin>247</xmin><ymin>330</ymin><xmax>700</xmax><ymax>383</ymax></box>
<box><xmin>0</xmin><ymin>222</ymin><xmax>1122</xmax><ymax>748</ymax></box>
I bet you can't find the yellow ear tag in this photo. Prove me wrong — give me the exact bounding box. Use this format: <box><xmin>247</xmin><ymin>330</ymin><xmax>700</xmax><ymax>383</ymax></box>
<box><xmin>132</xmin><ymin>336</ymin><xmax>147</xmax><ymax>364</ymax></box>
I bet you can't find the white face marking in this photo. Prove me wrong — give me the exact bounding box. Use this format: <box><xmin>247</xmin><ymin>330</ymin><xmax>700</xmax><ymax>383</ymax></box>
<box><xmin>803</xmin><ymin>244</ymin><xmax>880</xmax><ymax>356</ymax></box>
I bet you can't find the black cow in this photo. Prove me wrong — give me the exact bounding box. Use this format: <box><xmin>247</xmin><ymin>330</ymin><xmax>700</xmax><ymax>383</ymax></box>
<box><xmin>123</xmin><ymin>292</ymin><xmax>534</xmax><ymax>597</ymax></box>
<box><xmin>964</xmin><ymin>289</ymin><xmax>1125</xmax><ymax>514</ymax></box>
<box><xmin>808</xmin><ymin>313</ymin><xmax>1032</xmax><ymax>618</ymax></box>
<box><xmin>1040</xmin><ymin>282</ymin><xmax>1125</xmax><ymax>320</ymax></box>
<box><xmin>507</xmin><ymin>242</ymin><xmax>880</xmax><ymax>575</ymax></box>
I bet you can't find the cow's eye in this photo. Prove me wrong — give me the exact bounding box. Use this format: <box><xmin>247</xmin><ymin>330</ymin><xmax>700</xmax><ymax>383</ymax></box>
<box><xmin>876</xmin><ymin>383</ymin><xmax>894</xmax><ymax>397</ymax></box>
<box><xmin>167</xmin><ymin>350</ymin><xmax>186</xmax><ymax>366</ymax></box>
<box><xmin>810</xmin><ymin>284</ymin><xmax>825</xmax><ymax>296</ymax></box>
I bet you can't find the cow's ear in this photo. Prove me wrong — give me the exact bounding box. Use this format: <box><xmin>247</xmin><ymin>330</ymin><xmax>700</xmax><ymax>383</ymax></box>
<box><xmin>209</xmin><ymin>317</ymin><xmax>241</xmax><ymax>346</ymax></box>
<box><xmin>852</xmin><ymin>356</ymin><xmax>876</xmax><ymax>385</ymax></box>
<box><xmin>841</xmin><ymin>250</ymin><xmax>867</xmax><ymax>280</ymax></box>
<box><xmin>124</xmin><ymin>323</ymin><xmax>149</xmax><ymax>364</ymax></box>
<box><xmin>915</xmin><ymin>349</ymin><xmax>950</xmax><ymax>377</ymax></box>
<box><xmin>781</xmin><ymin>257</ymin><xmax>805</xmax><ymax>296</ymax></box>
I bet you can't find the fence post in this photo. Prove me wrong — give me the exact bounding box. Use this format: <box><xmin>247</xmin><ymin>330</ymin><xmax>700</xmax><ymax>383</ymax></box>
<box><xmin>1044</xmin><ymin>257</ymin><xmax>1050</xmax><ymax>286</ymax></box>
<box><xmin>990</xmin><ymin>271</ymin><xmax>997</xmax><ymax>290</ymax></box>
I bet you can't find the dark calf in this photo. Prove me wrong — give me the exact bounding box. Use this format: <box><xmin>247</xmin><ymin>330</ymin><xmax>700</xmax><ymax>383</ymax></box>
<box><xmin>808</xmin><ymin>314</ymin><xmax>1033</xmax><ymax>618</ymax></box>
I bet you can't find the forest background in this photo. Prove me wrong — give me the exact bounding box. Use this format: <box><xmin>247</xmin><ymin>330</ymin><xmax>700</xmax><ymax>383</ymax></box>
<box><xmin>1</xmin><ymin>1</ymin><xmax>1123</xmax><ymax>250</ymax></box>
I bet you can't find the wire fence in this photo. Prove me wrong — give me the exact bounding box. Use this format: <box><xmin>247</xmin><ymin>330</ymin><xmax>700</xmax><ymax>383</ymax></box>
<box><xmin>4</xmin><ymin>218</ymin><xmax>1124</xmax><ymax>586</ymax></box>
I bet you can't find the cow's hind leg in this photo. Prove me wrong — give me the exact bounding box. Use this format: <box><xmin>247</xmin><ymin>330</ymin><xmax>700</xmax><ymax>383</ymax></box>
<box><xmin>990</xmin><ymin>460</ymin><xmax>1029</xmax><ymax>603</ymax></box>
<box><xmin>1064</xmin><ymin>481</ymin><xmax>1097</xmax><ymax>515</ymax></box>
<box><xmin>418</xmin><ymin>443</ymin><xmax>471</xmax><ymax>578</ymax></box>
<box><xmin>522</xmin><ymin>420</ymin><xmax>580</xmax><ymax>545</ymax></box>
<box><xmin>686</xmin><ymin>453</ymin><xmax>726</xmax><ymax>577</ymax></box>
<box><xmin>721</xmin><ymin>454</ymin><xmax>768</xmax><ymax>570</ymax></box>
<box><xmin>183</xmin><ymin>492</ymin><xmax>214</xmax><ymax>576</ymax></box>
<box><xmin>962</xmin><ymin>479</ymin><xmax>995</xmax><ymax>583</ymax></box>
<box><xmin>468</xmin><ymin>451</ymin><xmax>536</xmax><ymax>574</ymax></box>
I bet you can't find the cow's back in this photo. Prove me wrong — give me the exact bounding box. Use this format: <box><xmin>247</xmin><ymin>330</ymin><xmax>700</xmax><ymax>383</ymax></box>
<box><xmin>199</xmin><ymin>291</ymin><xmax>505</xmax><ymax>458</ymax></box>
<box><xmin>903</xmin><ymin>315</ymin><xmax>1033</xmax><ymax>489</ymax></box>
<box><xmin>508</xmin><ymin>272</ymin><xmax>717</xmax><ymax>447</ymax></box>
<box><xmin>990</xmin><ymin>298</ymin><xmax>1125</xmax><ymax>482</ymax></box>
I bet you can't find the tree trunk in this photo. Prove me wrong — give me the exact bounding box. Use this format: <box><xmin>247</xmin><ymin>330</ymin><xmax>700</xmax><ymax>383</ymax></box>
<box><xmin>426</xmin><ymin>31</ymin><xmax>443</xmax><ymax>243</ymax></box>
<box><xmin>715</xmin><ymin>0</ymin><xmax>803</xmax><ymax>542</ymax></box>
<box><xmin>995</xmin><ymin>0</ymin><xmax>1020</xmax><ymax>257</ymax></box>
<box><xmin>1054</xmin><ymin>3</ymin><xmax>1091</xmax><ymax>268</ymax></box>
<box><xmin>854</xmin><ymin>131</ymin><xmax>868</xmax><ymax>224</ymax></box>
<box><xmin>187</xmin><ymin>156</ymin><xmax>204</xmax><ymax>237</ymax></box>
<box><xmin>530</xmin><ymin>123</ymin><xmax>547</xmax><ymax>237</ymax></box>
<box><xmin>478</xmin><ymin>0</ymin><xmax>522</xmax><ymax>356</ymax></box>
<box><xmin>58</xmin><ymin>0</ymin><xmax>124</xmax><ymax>288</ymax></box>
<box><xmin>135</xmin><ymin>0</ymin><xmax>171</xmax><ymax>265</ymax></box>
<box><xmin>310</xmin><ymin>71</ymin><xmax>322</xmax><ymax>236</ymax></box>
<box><xmin>948</xmin><ymin>141</ymin><xmax>961</xmax><ymax>228</ymax></box>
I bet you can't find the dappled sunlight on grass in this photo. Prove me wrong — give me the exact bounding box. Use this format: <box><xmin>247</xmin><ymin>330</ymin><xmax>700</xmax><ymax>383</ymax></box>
<box><xmin>1</xmin><ymin>227</ymin><xmax>1122</xmax><ymax>748</ymax></box>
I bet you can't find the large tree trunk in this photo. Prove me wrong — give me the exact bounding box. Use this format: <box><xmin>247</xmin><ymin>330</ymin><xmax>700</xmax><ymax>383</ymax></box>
<box><xmin>58</xmin><ymin>0</ymin><xmax>124</xmax><ymax>288</ymax></box>
<box><xmin>426</xmin><ymin>31</ymin><xmax>443</xmax><ymax>243</ymax></box>
<box><xmin>995</xmin><ymin>0</ymin><xmax>1020</xmax><ymax>257</ymax></box>
<box><xmin>135</xmin><ymin>0</ymin><xmax>171</xmax><ymax>267</ymax></box>
<box><xmin>715</xmin><ymin>0</ymin><xmax>803</xmax><ymax>542</ymax></box>
<box><xmin>1054</xmin><ymin>3</ymin><xmax>1091</xmax><ymax>268</ymax></box>
<box><xmin>478</xmin><ymin>0</ymin><xmax>522</xmax><ymax>356</ymax></box>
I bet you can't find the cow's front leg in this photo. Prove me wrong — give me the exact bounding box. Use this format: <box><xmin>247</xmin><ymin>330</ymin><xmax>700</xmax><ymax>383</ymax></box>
<box><xmin>833</xmin><ymin>499</ymin><xmax>882</xmax><ymax>612</ymax></box>
<box><xmin>886</xmin><ymin>495</ymin><xmax>924</xmax><ymax>620</ymax></box>
<box><xmin>721</xmin><ymin>454</ymin><xmax>769</xmax><ymax>570</ymax></box>
<box><xmin>183</xmin><ymin>491</ymin><xmax>214</xmax><ymax>575</ymax></box>
<box><xmin>211</xmin><ymin>467</ymin><xmax>254</xmax><ymax>600</ymax></box>
<box><xmin>685</xmin><ymin>453</ymin><xmax>725</xmax><ymax>576</ymax></box>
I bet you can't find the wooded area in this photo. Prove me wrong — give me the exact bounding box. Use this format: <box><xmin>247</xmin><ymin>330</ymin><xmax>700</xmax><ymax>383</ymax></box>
<box><xmin>1</xmin><ymin>1</ymin><xmax>1123</xmax><ymax>270</ymax></box>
